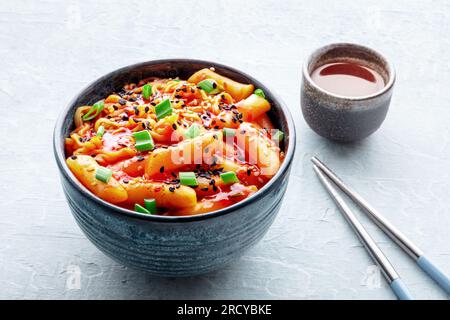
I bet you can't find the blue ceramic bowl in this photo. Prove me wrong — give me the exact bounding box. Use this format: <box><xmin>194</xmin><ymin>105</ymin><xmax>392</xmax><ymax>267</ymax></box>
<box><xmin>53</xmin><ymin>59</ymin><xmax>296</xmax><ymax>277</ymax></box>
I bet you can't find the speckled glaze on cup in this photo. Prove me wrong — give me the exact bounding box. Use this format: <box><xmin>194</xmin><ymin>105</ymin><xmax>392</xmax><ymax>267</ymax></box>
<box><xmin>301</xmin><ymin>43</ymin><xmax>395</xmax><ymax>142</ymax></box>
<box><xmin>53</xmin><ymin>59</ymin><xmax>296</xmax><ymax>277</ymax></box>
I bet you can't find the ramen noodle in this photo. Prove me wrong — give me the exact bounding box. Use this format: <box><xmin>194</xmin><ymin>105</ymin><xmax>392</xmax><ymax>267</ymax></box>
<box><xmin>65</xmin><ymin>68</ymin><xmax>284</xmax><ymax>216</ymax></box>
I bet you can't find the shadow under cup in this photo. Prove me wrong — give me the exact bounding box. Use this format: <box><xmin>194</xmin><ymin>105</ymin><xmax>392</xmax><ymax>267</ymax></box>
<box><xmin>301</xmin><ymin>43</ymin><xmax>396</xmax><ymax>142</ymax></box>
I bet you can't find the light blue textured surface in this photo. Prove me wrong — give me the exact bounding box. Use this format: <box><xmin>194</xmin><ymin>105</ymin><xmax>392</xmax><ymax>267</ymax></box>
<box><xmin>390</xmin><ymin>278</ymin><xmax>413</xmax><ymax>300</ymax></box>
<box><xmin>417</xmin><ymin>256</ymin><xmax>450</xmax><ymax>294</ymax></box>
<box><xmin>0</xmin><ymin>0</ymin><xmax>449</xmax><ymax>299</ymax></box>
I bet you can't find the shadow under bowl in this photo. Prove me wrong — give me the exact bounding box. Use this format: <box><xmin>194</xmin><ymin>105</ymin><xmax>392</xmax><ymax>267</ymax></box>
<box><xmin>53</xmin><ymin>59</ymin><xmax>296</xmax><ymax>277</ymax></box>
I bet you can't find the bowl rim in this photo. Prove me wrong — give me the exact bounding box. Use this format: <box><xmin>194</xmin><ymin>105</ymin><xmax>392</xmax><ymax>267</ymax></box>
<box><xmin>302</xmin><ymin>42</ymin><xmax>396</xmax><ymax>101</ymax></box>
<box><xmin>53</xmin><ymin>58</ymin><xmax>296</xmax><ymax>223</ymax></box>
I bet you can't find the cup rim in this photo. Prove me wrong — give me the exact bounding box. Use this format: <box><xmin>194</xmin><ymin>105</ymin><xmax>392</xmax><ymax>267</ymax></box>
<box><xmin>302</xmin><ymin>42</ymin><xmax>396</xmax><ymax>101</ymax></box>
<box><xmin>53</xmin><ymin>58</ymin><xmax>296</xmax><ymax>223</ymax></box>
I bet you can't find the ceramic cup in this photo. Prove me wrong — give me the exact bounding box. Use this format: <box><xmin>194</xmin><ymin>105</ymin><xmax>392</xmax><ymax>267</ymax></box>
<box><xmin>301</xmin><ymin>43</ymin><xmax>395</xmax><ymax>142</ymax></box>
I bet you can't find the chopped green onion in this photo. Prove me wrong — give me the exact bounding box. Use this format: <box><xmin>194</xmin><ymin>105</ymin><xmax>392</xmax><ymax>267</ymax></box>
<box><xmin>144</xmin><ymin>198</ymin><xmax>157</xmax><ymax>214</ymax></box>
<box><xmin>220</xmin><ymin>171</ymin><xmax>239</xmax><ymax>184</ymax></box>
<box><xmin>184</xmin><ymin>123</ymin><xmax>201</xmax><ymax>139</ymax></box>
<box><xmin>135</xmin><ymin>203</ymin><xmax>150</xmax><ymax>214</ymax></box>
<box><xmin>222</xmin><ymin>128</ymin><xmax>236</xmax><ymax>137</ymax></box>
<box><xmin>95</xmin><ymin>166</ymin><xmax>112</xmax><ymax>183</ymax></box>
<box><xmin>133</xmin><ymin>130</ymin><xmax>155</xmax><ymax>152</ymax></box>
<box><xmin>135</xmin><ymin>140</ymin><xmax>154</xmax><ymax>152</ymax></box>
<box><xmin>254</xmin><ymin>88</ymin><xmax>266</xmax><ymax>98</ymax></box>
<box><xmin>172</xmin><ymin>79</ymin><xmax>180</xmax><ymax>82</ymax></box>
<box><xmin>272</xmin><ymin>130</ymin><xmax>284</xmax><ymax>142</ymax></box>
<box><xmin>197</xmin><ymin>79</ymin><xmax>221</xmax><ymax>94</ymax></box>
<box><xmin>179</xmin><ymin>172</ymin><xmax>198</xmax><ymax>187</ymax></box>
<box><xmin>155</xmin><ymin>99</ymin><xmax>173</xmax><ymax>120</ymax></box>
<box><xmin>142</xmin><ymin>84</ymin><xmax>153</xmax><ymax>100</ymax></box>
<box><xmin>82</xmin><ymin>100</ymin><xmax>105</xmax><ymax>121</ymax></box>
<box><xmin>96</xmin><ymin>125</ymin><xmax>105</xmax><ymax>138</ymax></box>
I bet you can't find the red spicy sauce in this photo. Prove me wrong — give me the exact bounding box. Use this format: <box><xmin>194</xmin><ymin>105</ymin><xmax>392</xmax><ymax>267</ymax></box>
<box><xmin>311</xmin><ymin>62</ymin><xmax>385</xmax><ymax>97</ymax></box>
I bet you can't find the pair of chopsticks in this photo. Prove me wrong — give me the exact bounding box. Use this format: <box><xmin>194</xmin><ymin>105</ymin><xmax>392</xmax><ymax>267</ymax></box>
<box><xmin>312</xmin><ymin>156</ymin><xmax>450</xmax><ymax>300</ymax></box>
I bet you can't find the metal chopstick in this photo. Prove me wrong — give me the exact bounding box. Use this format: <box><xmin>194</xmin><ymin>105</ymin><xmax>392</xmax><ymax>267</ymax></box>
<box><xmin>313</xmin><ymin>165</ymin><xmax>413</xmax><ymax>300</ymax></box>
<box><xmin>312</xmin><ymin>156</ymin><xmax>450</xmax><ymax>294</ymax></box>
